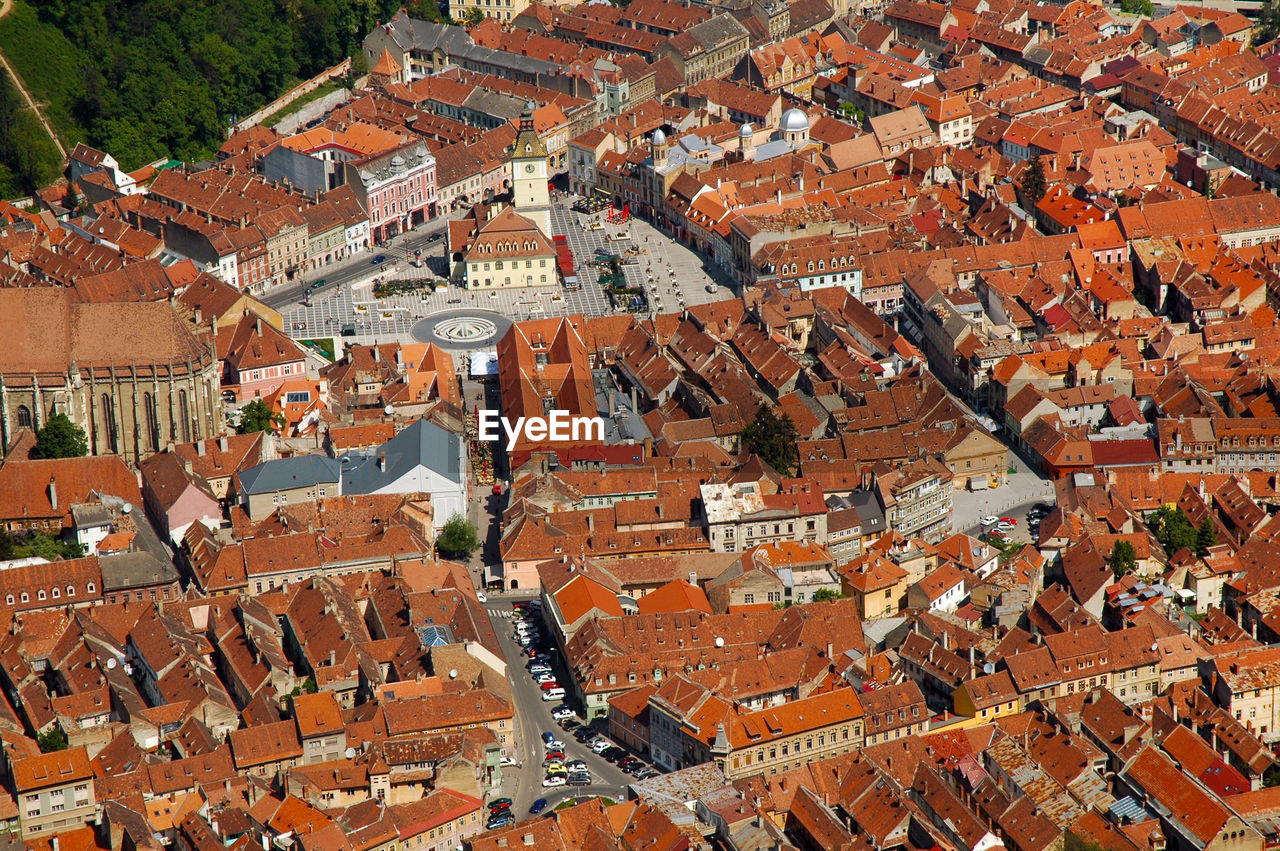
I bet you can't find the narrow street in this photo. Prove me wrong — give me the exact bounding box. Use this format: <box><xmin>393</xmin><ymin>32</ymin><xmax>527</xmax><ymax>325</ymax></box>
<box><xmin>486</xmin><ymin>601</ymin><xmax>638</xmax><ymax>820</ymax></box>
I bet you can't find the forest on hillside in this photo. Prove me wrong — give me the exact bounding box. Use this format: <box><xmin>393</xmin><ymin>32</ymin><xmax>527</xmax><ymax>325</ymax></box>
<box><xmin>3</xmin><ymin>0</ymin><xmax>443</xmax><ymax>178</ymax></box>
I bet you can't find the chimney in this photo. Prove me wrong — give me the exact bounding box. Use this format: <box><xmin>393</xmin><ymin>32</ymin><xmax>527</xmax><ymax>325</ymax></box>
<box><xmin>194</xmin><ymin>307</ymin><xmax>202</xmax><ymax>325</ymax></box>
<box><xmin>196</xmin><ymin>440</ymin><xmax>207</xmax><ymax>457</ymax></box>
<box><xmin>587</xmin><ymin>514</ymin><xmax>594</xmax><ymax>533</ymax></box>
<box><xmin>329</xmin><ymin>649</ymin><xmax>336</xmax><ymax>666</ymax></box>
<box><xmin>48</xmin><ymin>477</ymin><xmax>57</xmax><ymax>511</ymax></box>
<box><xmin>373</xmin><ymin>346</ymin><xmax>381</xmax><ymax>363</ymax></box>
<box><xmin>689</xmin><ymin>571</ymin><xmax>697</xmax><ymax>585</ymax></box>
<box><xmin>379</xmin><ymin>452</ymin><xmax>387</xmax><ymax>472</ymax></box>
<box><xmin>219</xmin><ymin>435</ymin><xmax>229</xmax><ymax>453</ymax></box>
<box><xmin>255</xmin><ymin>317</ymin><xmax>262</xmax><ymax>336</ymax></box>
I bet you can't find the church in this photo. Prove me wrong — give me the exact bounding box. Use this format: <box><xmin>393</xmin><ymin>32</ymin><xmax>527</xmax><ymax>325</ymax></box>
<box><xmin>448</xmin><ymin>102</ymin><xmax>559</xmax><ymax>290</ymax></box>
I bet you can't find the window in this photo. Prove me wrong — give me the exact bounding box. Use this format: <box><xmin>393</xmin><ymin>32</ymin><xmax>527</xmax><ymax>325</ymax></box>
<box><xmin>15</xmin><ymin>405</ymin><xmax>31</xmax><ymax>430</ymax></box>
<box><xmin>744</xmin><ymin>593</ymin><xmax>754</xmax><ymax>604</ymax></box>
<box><xmin>178</xmin><ymin>389</ymin><xmax>190</xmax><ymax>443</ymax></box>
<box><xmin>100</xmin><ymin>394</ymin><xmax>117</xmax><ymax>454</ymax></box>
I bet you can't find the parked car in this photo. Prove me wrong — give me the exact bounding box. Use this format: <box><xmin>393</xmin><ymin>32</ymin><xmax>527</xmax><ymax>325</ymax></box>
<box><xmin>541</xmin><ymin>732</ymin><xmax>558</xmax><ymax>745</ymax></box>
<box><xmin>486</xmin><ymin>813</ymin><xmax>515</xmax><ymax>830</ymax></box>
<box><xmin>551</xmin><ymin>705</ymin><xmax>575</xmax><ymax>720</ymax></box>
<box><xmin>1000</xmin><ymin>517</ymin><xmax>1017</xmax><ymax>525</ymax></box>
<box><xmin>618</xmin><ymin>756</ymin><xmax>641</xmax><ymax>771</ymax></box>
<box><xmin>544</xmin><ymin>761</ymin><xmax>565</xmax><ymax>774</ymax></box>
<box><xmin>543</xmin><ymin>737</ymin><xmax>564</xmax><ymax>751</ymax></box>
<box><xmin>542</xmin><ymin>774</ymin><xmax>567</xmax><ymax>787</ymax></box>
<box><xmin>625</xmin><ymin>761</ymin><xmax>649</xmax><ymax>776</ymax></box>
<box><xmin>500</xmin><ymin>756</ymin><xmax>518</xmax><ymax>767</ymax></box>
<box><xmin>529</xmin><ymin>798</ymin><xmax>548</xmax><ymax>815</ymax></box>
<box><xmin>566</xmin><ymin>759</ymin><xmax>588</xmax><ymax>771</ymax></box>
<box><xmin>981</xmin><ymin>515</ymin><xmax>998</xmax><ymax>526</ymax></box>
<box><xmin>574</xmin><ymin>728</ymin><xmax>595</xmax><ymax>742</ymax></box>
<box><xmin>540</xmin><ymin>680</ymin><xmax>562</xmax><ymax>692</ymax></box>
<box><xmin>590</xmin><ymin>739</ymin><xmax>612</xmax><ymax>754</ymax></box>
<box><xmin>601</xmin><ymin>747</ymin><xmax>626</xmax><ymax>762</ymax></box>
<box><xmin>544</xmin><ymin>750</ymin><xmax>565</xmax><ymax>762</ymax></box>
<box><xmin>534</xmin><ymin>672</ymin><xmax>558</xmax><ymax>685</ymax></box>
<box><xmin>558</xmin><ymin>718</ymin><xmax>578</xmax><ymax>732</ymax></box>
<box><xmin>568</xmin><ymin>772</ymin><xmax>592</xmax><ymax>786</ymax></box>
<box><xmin>489</xmin><ymin>800</ymin><xmax>511</xmax><ymax>813</ymax></box>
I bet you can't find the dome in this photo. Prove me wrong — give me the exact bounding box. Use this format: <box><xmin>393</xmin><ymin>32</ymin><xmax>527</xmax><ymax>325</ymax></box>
<box><xmin>652</xmin><ymin>128</ymin><xmax>667</xmax><ymax>145</ymax></box>
<box><xmin>780</xmin><ymin>108</ymin><xmax>810</xmax><ymax>133</ymax></box>
<box><xmin>739</xmin><ymin>122</ymin><xmax>753</xmax><ymax>137</ymax></box>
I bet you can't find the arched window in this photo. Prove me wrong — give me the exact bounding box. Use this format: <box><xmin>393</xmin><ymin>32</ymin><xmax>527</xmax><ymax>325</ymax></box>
<box><xmin>37</xmin><ymin>589</ymin><xmax>45</xmax><ymax>601</ymax></box>
<box><xmin>144</xmin><ymin>392</ymin><xmax>159</xmax><ymax>453</ymax></box>
<box><xmin>15</xmin><ymin>405</ymin><xmax>31</xmax><ymax>430</ymax></box>
<box><xmin>51</xmin><ymin>588</ymin><xmax>59</xmax><ymax>599</ymax></box>
<box><xmin>100</xmin><ymin>394</ymin><xmax>117</xmax><ymax>454</ymax></box>
<box><xmin>86</xmin><ymin>582</ymin><xmax>95</xmax><ymax>593</ymax></box>
<box><xmin>19</xmin><ymin>592</ymin><xmax>27</xmax><ymax>603</ymax></box>
<box><xmin>66</xmin><ymin>586</ymin><xmax>74</xmax><ymax>597</ymax></box>
<box><xmin>178</xmin><ymin>389</ymin><xmax>191</xmax><ymax>443</ymax></box>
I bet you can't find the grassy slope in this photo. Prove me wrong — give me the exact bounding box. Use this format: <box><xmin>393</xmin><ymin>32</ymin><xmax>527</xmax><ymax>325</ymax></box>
<box><xmin>0</xmin><ymin>0</ymin><xmax>87</xmax><ymax>146</ymax></box>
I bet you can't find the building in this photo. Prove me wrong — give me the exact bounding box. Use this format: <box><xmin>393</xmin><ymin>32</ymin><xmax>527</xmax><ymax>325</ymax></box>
<box><xmin>511</xmin><ymin>102</ymin><xmax>552</xmax><ymax>237</ymax></box>
<box><xmin>454</xmin><ymin>206</ymin><xmax>558</xmax><ymax>290</ymax></box>
<box><xmin>11</xmin><ymin>747</ymin><xmax>96</xmax><ymax>838</ymax></box>
<box><xmin>0</xmin><ymin>290</ymin><xmax>221</xmax><ymax>465</ymax></box>
<box><xmin>236</xmin><ymin>456</ymin><xmax>343</xmax><ymax>521</ymax></box>
<box><xmin>1208</xmin><ymin>647</ymin><xmax>1280</xmax><ymax>743</ymax></box>
<box><xmin>700</xmin><ymin>481</ymin><xmax>828</xmax><ymax>552</ymax></box>
<box><xmin>340</xmin><ymin>419</ymin><xmax>468</xmax><ymax>530</ymax></box>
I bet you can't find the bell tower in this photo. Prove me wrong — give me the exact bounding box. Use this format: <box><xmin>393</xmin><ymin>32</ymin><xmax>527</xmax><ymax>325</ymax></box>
<box><xmin>511</xmin><ymin>100</ymin><xmax>552</xmax><ymax>237</ymax></box>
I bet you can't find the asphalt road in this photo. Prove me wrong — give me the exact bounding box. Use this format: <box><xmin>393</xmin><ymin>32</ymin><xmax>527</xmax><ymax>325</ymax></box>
<box><xmin>487</xmin><ymin>599</ymin><xmax>639</xmax><ymax>821</ymax></box>
<box><xmin>262</xmin><ymin>215</ymin><xmax>452</xmax><ymax>310</ymax></box>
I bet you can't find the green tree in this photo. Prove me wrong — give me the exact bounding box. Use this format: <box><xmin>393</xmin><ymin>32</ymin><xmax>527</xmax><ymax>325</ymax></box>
<box><xmin>37</xmin><ymin>726</ymin><xmax>68</xmax><ymax>753</ymax></box>
<box><xmin>740</xmin><ymin>405</ymin><xmax>800</xmax><ymax>477</ymax></box>
<box><xmin>436</xmin><ymin>514</ymin><xmax>479</xmax><ymax>559</ymax></box>
<box><xmin>1197</xmin><ymin>517</ymin><xmax>1218</xmax><ymax>557</ymax></box>
<box><xmin>464</xmin><ymin>7</ymin><xmax>485</xmax><ymax>24</ymax></box>
<box><xmin>1021</xmin><ymin>154</ymin><xmax>1047</xmax><ymax>206</ymax></box>
<box><xmin>1148</xmin><ymin>506</ymin><xmax>1198</xmax><ymax>556</ymax></box>
<box><xmin>32</xmin><ymin>414</ymin><xmax>89</xmax><ymax>459</ymax></box>
<box><xmin>811</xmin><ymin>588</ymin><xmax>842</xmax><ymax>603</ymax></box>
<box><xmin>1119</xmin><ymin>0</ymin><xmax>1154</xmax><ymax>15</ymax></box>
<box><xmin>1109</xmin><ymin>540</ymin><xmax>1137</xmax><ymax>581</ymax></box>
<box><xmin>237</xmin><ymin>399</ymin><xmax>284</xmax><ymax>434</ymax></box>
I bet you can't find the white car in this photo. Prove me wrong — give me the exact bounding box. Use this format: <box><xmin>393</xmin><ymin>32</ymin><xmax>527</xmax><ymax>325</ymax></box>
<box><xmin>476</xmin><ymin>592</ymin><xmax>487</xmax><ymax>603</ymax></box>
<box><xmin>500</xmin><ymin>756</ymin><xmax>518</xmax><ymax>766</ymax></box>
<box><xmin>551</xmin><ymin>706</ymin><xmax>574</xmax><ymax>720</ymax></box>
<box><xmin>542</xmin><ymin>774</ymin><xmax>567</xmax><ymax>787</ymax></box>
<box><xmin>534</xmin><ymin>672</ymin><xmax>558</xmax><ymax>685</ymax></box>
<box><xmin>543</xmin><ymin>738</ymin><xmax>565</xmax><ymax>750</ymax></box>
<box><xmin>981</xmin><ymin>516</ymin><xmax>998</xmax><ymax>526</ymax></box>
<box><xmin>591</xmin><ymin>739</ymin><xmax>612</xmax><ymax>754</ymax></box>
<box><xmin>529</xmin><ymin>665</ymin><xmax>552</xmax><ymax>676</ymax></box>
<box><xmin>997</xmin><ymin>522</ymin><xmax>1015</xmax><ymax>533</ymax></box>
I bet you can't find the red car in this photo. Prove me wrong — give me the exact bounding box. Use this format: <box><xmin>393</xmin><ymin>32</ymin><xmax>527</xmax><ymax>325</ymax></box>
<box><xmin>1000</xmin><ymin>517</ymin><xmax>1017</xmax><ymax>525</ymax></box>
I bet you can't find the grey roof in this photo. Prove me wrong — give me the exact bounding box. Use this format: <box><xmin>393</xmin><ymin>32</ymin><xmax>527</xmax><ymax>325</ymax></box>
<box><xmin>99</xmin><ymin>551</ymin><xmax>181</xmax><ymax>593</ymax></box>
<box><xmin>237</xmin><ymin>455</ymin><xmax>341</xmax><ymax>495</ymax></box>
<box><xmin>70</xmin><ymin>503</ymin><xmax>113</xmax><ymax>529</ymax></box>
<box><xmin>687</xmin><ymin>13</ymin><xmax>750</xmax><ymax>50</ymax></box>
<box><xmin>341</xmin><ymin>419</ymin><xmax>463</xmax><ymax>494</ymax></box>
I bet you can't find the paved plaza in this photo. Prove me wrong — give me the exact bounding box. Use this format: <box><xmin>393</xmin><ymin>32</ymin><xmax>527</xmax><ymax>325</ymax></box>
<box><xmin>278</xmin><ymin>197</ymin><xmax>734</xmax><ymax>352</ymax></box>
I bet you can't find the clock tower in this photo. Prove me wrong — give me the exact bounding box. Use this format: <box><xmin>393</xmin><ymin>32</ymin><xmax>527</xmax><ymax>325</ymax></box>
<box><xmin>511</xmin><ymin>100</ymin><xmax>552</xmax><ymax>237</ymax></box>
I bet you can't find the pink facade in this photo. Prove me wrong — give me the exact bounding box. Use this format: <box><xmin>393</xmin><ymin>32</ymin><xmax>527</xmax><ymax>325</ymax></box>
<box><xmin>235</xmin><ymin>360</ymin><xmax>306</xmax><ymax>402</ymax></box>
<box><xmin>360</xmin><ymin>145</ymin><xmax>438</xmax><ymax>242</ymax></box>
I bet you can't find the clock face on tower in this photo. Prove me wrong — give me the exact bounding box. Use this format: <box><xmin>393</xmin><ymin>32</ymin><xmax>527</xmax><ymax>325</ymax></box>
<box><xmin>525</xmin><ymin>164</ymin><xmax>536</xmax><ymax>173</ymax></box>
